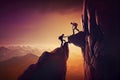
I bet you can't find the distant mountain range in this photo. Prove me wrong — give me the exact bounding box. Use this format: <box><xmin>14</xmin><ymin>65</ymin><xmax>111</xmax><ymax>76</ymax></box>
<box><xmin>0</xmin><ymin>46</ymin><xmax>41</xmax><ymax>62</ymax></box>
<box><xmin>0</xmin><ymin>53</ymin><xmax>38</xmax><ymax>80</ymax></box>
<box><xmin>0</xmin><ymin>46</ymin><xmax>84</xmax><ymax>80</ymax></box>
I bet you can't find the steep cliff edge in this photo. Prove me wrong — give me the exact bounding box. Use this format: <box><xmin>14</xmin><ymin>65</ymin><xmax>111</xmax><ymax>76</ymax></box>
<box><xmin>18</xmin><ymin>42</ymin><xmax>69</xmax><ymax>80</ymax></box>
<box><xmin>68</xmin><ymin>0</ymin><xmax>119</xmax><ymax>80</ymax></box>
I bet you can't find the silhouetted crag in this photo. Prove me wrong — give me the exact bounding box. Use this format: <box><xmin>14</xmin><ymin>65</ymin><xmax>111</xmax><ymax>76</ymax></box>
<box><xmin>68</xmin><ymin>31</ymin><xmax>85</xmax><ymax>49</ymax></box>
<box><xmin>18</xmin><ymin>42</ymin><xmax>69</xmax><ymax>80</ymax></box>
<box><xmin>68</xmin><ymin>0</ymin><xmax>119</xmax><ymax>80</ymax></box>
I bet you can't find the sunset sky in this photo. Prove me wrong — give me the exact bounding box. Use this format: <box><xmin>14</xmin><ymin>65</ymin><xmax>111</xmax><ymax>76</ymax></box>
<box><xmin>0</xmin><ymin>0</ymin><xmax>84</xmax><ymax>79</ymax></box>
<box><xmin>0</xmin><ymin>1</ymin><xmax>119</xmax><ymax>80</ymax></box>
<box><xmin>0</xmin><ymin>0</ymin><xmax>84</xmax><ymax>55</ymax></box>
<box><xmin>0</xmin><ymin>0</ymin><xmax>83</xmax><ymax>51</ymax></box>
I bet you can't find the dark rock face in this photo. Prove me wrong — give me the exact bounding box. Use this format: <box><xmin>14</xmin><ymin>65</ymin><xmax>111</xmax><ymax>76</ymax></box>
<box><xmin>68</xmin><ymin>0</ymin><xmax>119</xmax><ymax>80</ymax></box>
<box><xmin>68</xmin><ymin>31</ymin><xmax>85</xmax><ymax>49</ymax></box>
<box><xmin>18</xmin><ymin>42</ymin><xmax>69</xmax><ymax>80</ymax></box>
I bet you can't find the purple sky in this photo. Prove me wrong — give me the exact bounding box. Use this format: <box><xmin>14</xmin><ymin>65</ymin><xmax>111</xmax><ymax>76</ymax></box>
<box><xmin>0</xmin><ymin>0</ymin><xmax>83</xmax><ymax>46</ymax></box>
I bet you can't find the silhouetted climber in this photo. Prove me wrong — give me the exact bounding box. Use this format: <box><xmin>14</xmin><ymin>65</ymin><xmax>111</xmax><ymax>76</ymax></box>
<box><xmin>70</xmin><ymin>22</ymin><xmax>79</xmax><ymax>35</ymax></box>
<box><xmin>58</xmin><ymin>34</ymin><xmax>66</xmax><ymax>46</ymax></box>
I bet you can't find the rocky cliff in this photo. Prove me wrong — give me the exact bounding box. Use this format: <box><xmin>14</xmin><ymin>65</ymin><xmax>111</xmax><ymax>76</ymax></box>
<box><xmin>18</xmin><ymin>42</ymin><xmax>69</xmax><ymax>80</ymax></box>
<box><xmin>68</xmin><ymin>0</ymin><xmax>119</xmax><ymax>80</ymax></box>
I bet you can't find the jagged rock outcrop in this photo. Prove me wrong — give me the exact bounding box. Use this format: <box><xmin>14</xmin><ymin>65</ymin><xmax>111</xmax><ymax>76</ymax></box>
<box><xmin>68</xmin><ymin>31</ymin><xmax>85</xmax><ymax>49</ymax></box>
<box><xmin>68</xmin><ymin>31</ymin><xmax>104</xmax><ymax>80</ymax></box>
<box><xmin>18</xmin><ymin>42</ymin><xmax>69</xmax><ymax>80</ymax></box>
<box><xmin>68</xmin><ymin>0</ymin><xmax>119</xmax><ymax>80</ymax></box>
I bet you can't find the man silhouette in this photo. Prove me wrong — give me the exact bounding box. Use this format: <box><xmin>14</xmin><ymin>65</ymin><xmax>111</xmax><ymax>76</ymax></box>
<box><xmin>71</xmin><ymin>22</ymin><xmax>79</xmax><ymax>34</ymax></box>
<box><xmin>58</xmin><ymin>34</ymin><xmax>66</xmax><ymax>46</ymax></box>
